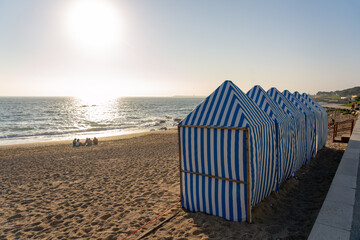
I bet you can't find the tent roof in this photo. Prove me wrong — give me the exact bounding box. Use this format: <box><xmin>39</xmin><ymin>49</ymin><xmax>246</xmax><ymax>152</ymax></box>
<box><xmin>179</xmin><ymin>80</ymin><xmax>274</xmax><ymax>128</ymax></box>
<box><xmin>293</xmin><ymin>92</ymin><xmax>318</xmax><ymax>112</ymax></box>
<box><xmin>301</xmin><ymin>93</ymin><xmax>325</xmax><ymax>111</ymax></box>
<box><xmin>267</xmin><ymin>87</ymin><xmax>303</xmax><ymax>119</ymax></box>
<box><xmin>247</xmin><ymin>85</ymin><xmax>292</xmax><ymax>123</ymax></box>
<box><xmin>283</xmin><ymin>90</ymin><xmax>313</xmax><ymax>115</ymax></box>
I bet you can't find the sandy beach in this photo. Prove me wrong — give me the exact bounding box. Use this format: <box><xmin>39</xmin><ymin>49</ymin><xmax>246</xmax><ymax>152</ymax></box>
<box><xmin>0</xmin><ymin>118</ymin><xmax>350</xmax><ymax>239</ymax></box>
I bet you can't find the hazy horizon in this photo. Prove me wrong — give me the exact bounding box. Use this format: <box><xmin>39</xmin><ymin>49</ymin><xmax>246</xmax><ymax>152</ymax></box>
<box><xmin>1</xmin><ymin>0</ymin><xmax>359</xmax><ymax>98</ymax></box>
<box><xmin>0</xmin><ymin>95</ymin><xmax>207</xmax><ymax>98</ymax></box>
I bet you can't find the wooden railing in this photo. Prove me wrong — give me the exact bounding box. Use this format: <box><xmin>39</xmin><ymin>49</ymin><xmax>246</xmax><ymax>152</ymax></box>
<box><xmin>332</xmin><ymin>118</ymin><xmax>355</xmax><ymax>143</ymax></box>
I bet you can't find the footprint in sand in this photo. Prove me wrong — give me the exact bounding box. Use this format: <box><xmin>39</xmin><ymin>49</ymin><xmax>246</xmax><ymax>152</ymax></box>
<box><xmin>100</xmin><ymin>213</ymin><xmax>111</xmax><ymax>220</ymax></box>
<box><xmin>90</xmin><ymin>221</ymin><xmax>98</xmax><ymax>226</ymax></box>
<box><xmin>49</xmin><ymin>220</ymin><xmax>63</xmax><ymax>227</ymax></box>
<box><xmin>63</xmin><ymin>221</ymin><xmax>71</xmax><ymax>227</ymax></box>
<box><xmin>64</xmin><ymin>213</ymin><xmax>75</xmax><ymax>219</ymax></box>
<box><xmin>32</xmin><ymin>226</ymin><xmax>44</xmax><ymax>231</ymax></box>
<box><xmin>105</xmin><ymin>234</ymin><xmax>117</xmax><ymax>240</ymax></box>
<box><xmin>134</xmin><ymin>197</ymin><xmax>145</xmax><ymax>203</ymax></box>
<box><xmin>82</xmin><ymin>227</ymin><xmax>92</xmax><ymax>233</ymax></box>
<box><xmin>7</xmin><ymin>213</ymin><xmax>23</xmax><ymax>221</ymax></box>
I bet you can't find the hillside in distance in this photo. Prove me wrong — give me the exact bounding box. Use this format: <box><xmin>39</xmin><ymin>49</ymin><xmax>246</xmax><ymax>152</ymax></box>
<box><xmin>312</xmin><ymin>86</ymin><xmax>360</xmax><ymax>103</ymax></box>
<box><xmin>317</xmin><ymin>86</ymin><xmax>360</xmax><ymax>96</ymax></box>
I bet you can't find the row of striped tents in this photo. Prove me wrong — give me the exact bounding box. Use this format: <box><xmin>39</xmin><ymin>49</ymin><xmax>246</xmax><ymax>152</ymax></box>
<box><xmin>294</xmin><ymin>91</ymin><xmax>322</xmax><ymax>153</ymax></box>
<box><xmin>178</xmin><ymin>81</ymin><xmax>327</xmax><ymax>222</ymax></box>
<box><xmin>283</xmin><ymin>90</ymin><xmax>328</xmax><ymax>161</ymax></box>
<box><xmin>247</xmin><ymin>85</ymin><xmax>296</xmax><ymax>189</ymax></box>
<box><xmin>301</xmin><ymin>93</ymin><xmax>328</xmax><ymax>150</ymax></box>
<box><xmin>283</xmin><ymin>90</ymin><xmax>317</xmax><ymax>161</ymax></box>
<box><xmin>179</xmin><ymin>80</ymin><xmax>277</xmax><ymax>222</ymax></box>
<box><xmin>267</xmin><ymin>88</ymin><xmax>308</xmax><ymax>171</ymax></box>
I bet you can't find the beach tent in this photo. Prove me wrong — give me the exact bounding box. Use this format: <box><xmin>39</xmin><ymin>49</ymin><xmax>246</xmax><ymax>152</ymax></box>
<box><xmin>267</xmin><ymin>88</ymin><xmax>307</xmax><ymax>171</ymax></box>
<box><xmin>283</xmin><ymin>90</ymin><xmax>316</xmax><ymax>161</ymax></box>
<box><xmin>293</xmin><ymin>92</ymin><xmax>325</xmax><ymax>152</ymax></box>
<box><xmin>293</xmin><ymin>92</ymin><xmax>320</xmax><ymax>153</ymax></box>
<box><xmin>301</xmin><ymin>93</ymin><xmax>328</xmax><ymax>149</ymax></box>
<box><xmin>178</xmin><ymin>80</ymin><xmax>277</xmax><ymax>222</ymax></box>
<box><xmin>247</xmin><ymin>86</ymin><xmax>297</xmax><ymax>188</ymax></box>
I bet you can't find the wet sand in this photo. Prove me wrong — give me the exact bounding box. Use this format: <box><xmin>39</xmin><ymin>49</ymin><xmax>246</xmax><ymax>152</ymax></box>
<box><xmin>0</xmin><ymin>121</ymin><xmax>349</xmax><ymax>239</ymax></box>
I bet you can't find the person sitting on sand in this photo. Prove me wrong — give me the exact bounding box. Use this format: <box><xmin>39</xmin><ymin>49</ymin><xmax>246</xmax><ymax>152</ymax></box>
<box><xmin>93</xmin><ymin>137</ymin><xmax>98</xmax><ymax>145</ymax></box>
<box><xmin>76</xmin><ymin>139</ymin><xmax>81</xmax><ymax>147</ymax></box>
<box><xmin>85</xmin><ymin>138</ymin><xmax>92</xmax><ymax>146</ymax></box>
<box><xmin>72</xmin><ymin>138</ymin><xmax>76</xmax><ymax>147</ymax></box>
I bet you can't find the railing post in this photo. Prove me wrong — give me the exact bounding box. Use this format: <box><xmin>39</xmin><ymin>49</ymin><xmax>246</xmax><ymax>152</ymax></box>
<box><xmin>351</xmin><ymin>119</ymin><xmax>354</xmax><ymax>135</ymax></box>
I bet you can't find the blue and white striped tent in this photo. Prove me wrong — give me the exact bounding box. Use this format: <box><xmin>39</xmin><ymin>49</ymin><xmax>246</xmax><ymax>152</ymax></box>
<box><xmin>293</xmin><ymin>91</ymin><xmax>323</xmax><ymax>153</ymax></box>
<box><xmin>247</xmin><ymin>86</ymin><xmax>297</xmax><ymax>188</ymax></box>
<box><xmin>301</xmin><ymin>93</ymin><xmax>328</xmax><ymax>149</ymax></box>
<box><xmin>283</xmin><ymin>90</ymin><xmax>316</xmax><ymax>161</ymax></box>
<box><xmin>267</xmin><ymin>88</ymin><xmax>307</xmax><ymax>171</ymax></box>
<box><xmin>178</xmin><ymin>80</ymin><xmax>277</xmax><ymax>222</ymax></box>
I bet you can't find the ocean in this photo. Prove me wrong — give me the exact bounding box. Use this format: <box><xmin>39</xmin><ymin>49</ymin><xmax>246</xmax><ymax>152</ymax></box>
<box><xmin>0</xmin><ymin>97</ymin><xmax>204</xmax><ymax>145</ymax></box>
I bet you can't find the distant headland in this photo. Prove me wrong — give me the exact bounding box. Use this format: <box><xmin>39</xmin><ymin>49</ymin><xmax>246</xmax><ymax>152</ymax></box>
<box><xmin>311</xmin><ymin>86</ymin><xmax>360</xmax><ymax>103</ymax></box>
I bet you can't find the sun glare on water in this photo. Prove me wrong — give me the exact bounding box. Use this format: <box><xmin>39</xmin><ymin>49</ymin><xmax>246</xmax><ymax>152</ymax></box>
<box><xmin>63</xmin><ymin>0</ymin><xmax>122</xmax><ymax>54</ymax></box>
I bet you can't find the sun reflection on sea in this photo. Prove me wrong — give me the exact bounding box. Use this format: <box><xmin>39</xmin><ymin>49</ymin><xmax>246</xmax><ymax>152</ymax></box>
<box><xmin>73</xmin><ymin>96</ymin><xmax>120</xmax><ymax>127</ymax></box>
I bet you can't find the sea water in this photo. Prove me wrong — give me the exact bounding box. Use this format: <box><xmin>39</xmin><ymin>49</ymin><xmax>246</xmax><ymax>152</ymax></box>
<box><xmin>0</xmin><ymin>97</ymin><xmax>203</xmax><ymax>145</ymax></box>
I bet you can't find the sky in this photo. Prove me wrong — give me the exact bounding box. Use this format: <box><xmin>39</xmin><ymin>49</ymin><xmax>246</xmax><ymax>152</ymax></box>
<box><xmin>0</xmin><ymin>0</ymin><xmax>359</xmax><ymax>97</ymax></box>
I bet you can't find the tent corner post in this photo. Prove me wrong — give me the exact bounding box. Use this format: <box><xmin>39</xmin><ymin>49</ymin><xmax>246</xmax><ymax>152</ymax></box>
<box><xmin>246</xmin><ymin>128</ymin><xmax>251</xmax><ymax>223</ymax></box>
<box><xmin>178</xmin><ymin>125</ymin><xmax>183</xmax><ymax>204</ymax></box>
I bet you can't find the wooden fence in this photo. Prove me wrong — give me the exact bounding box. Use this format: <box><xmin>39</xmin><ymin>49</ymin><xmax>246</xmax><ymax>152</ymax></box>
<box><xmin>332</xmin><ymin>118</ymin><xmax>356</xmax><ymax>143</ymax></box>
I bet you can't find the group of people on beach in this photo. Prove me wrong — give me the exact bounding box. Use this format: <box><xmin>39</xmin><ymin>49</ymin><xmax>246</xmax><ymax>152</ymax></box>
<box><xmin>72</xmin><ymin>137</ymin><xmax>98</xmax><ymax>147</ymax></box>
<box><xmin>351</xmin><ymin>102</ymin><xmax>359</xmax><ymax>111</ymax></box>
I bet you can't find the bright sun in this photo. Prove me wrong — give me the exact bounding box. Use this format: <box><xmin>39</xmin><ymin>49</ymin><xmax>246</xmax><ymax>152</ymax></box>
<box><xmin>64</xmin><ymin>0</ymin><xmax>121</xmax><ymax>54</ymax></box>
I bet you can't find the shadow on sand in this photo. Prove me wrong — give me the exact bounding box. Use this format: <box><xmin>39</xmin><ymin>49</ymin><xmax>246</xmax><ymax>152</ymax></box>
<box><xmin>154</xmin><ymin>146</ymin><xmax>345</xmax><ymax>240</ymax></box>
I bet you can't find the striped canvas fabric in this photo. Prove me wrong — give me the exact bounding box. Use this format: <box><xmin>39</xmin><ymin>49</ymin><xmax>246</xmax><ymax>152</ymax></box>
<box><xmin>247</xmin><ymin>86</ymin><xmax>297</xmax><ymax>188</ymax></box>
<box><xmin>179</xmin><ymin>80</ymin><xmax>277</xmax><ymax>222</ymax></box>
<box><xmin>267</xmin><ymin>88</ymin><xmax>307</xmax><ymax>171</ymax></box>
<box><xmin>283</xmin><ymin>90</ymin><xmax>316</xmax><ymax>161</ymax></box>
<box><xmin>301</xmin><ymin>93</ymin><xmax>328</xmax><ymax>149</ymax></box>
<box><xmin>293</xmin><ymin>92</ymin><xmax>323</xmax><ymax>153</ymax></box>
<box><xmin>180</xmin><ymin>128</ymin><xmax>249</xmax><ymax>222</ymax></box>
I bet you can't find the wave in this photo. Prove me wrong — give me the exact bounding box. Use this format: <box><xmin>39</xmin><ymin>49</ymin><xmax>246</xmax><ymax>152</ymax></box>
<box><xmin>7</xmin><ymin>127</ymin><xmax>35</xmax><ymax>131</ymax></box>
<box><xmin>0</xmin><ymin>127</ymin><xmax>125</xmax><ymax>139</ymax></box>
<box><xmin>0</xmin><ymin>97</ymin><xmax>202</xmax><ymax>144</ymax></box>
<box><xmin>0</xmin><ymin>117</ymin><xmax>182</xmax><ymax>139</ymax></box>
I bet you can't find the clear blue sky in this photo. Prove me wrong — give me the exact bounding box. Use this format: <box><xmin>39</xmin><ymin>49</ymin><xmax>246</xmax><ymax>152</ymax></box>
<box><xmin>0</xmin><ymin>0</ymin><xmax>359</xmax><ymax>97</ymax></box>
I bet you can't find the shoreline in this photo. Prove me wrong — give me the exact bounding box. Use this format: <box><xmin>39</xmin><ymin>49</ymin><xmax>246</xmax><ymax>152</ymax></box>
<box><xmin>0</xmin><ymin>128</ymin><xmax>177</xmax><ymax>149</ymax></box>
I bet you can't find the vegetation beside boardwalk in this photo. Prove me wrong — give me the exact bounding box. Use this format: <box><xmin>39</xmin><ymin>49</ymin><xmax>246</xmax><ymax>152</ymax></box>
<box><xmin>342</xmin><ymin>101</ymin><xmax>360</xmax><ymax>107</ymax></box>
